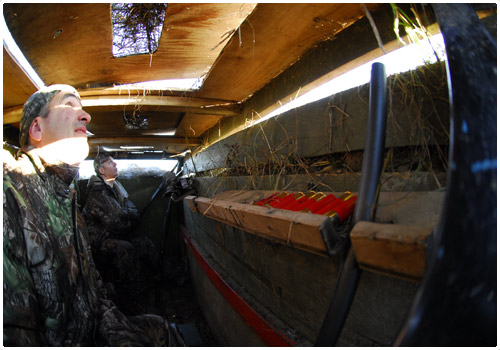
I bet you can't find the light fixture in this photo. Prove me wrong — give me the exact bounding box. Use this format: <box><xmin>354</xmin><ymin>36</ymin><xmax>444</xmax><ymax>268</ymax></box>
<box><xmin>119</xmin><ymin>145</ymin><xmax>155</xmax><ymax>150</ymax></box>
<box><xmin>123</xmin><ymin>113</ymin><xmax>149</xmax><ymax>130</ymax></box>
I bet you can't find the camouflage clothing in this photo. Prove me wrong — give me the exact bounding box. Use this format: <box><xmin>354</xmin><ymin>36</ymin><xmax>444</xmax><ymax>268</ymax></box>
<box><xmin>3</xmin><ymin>148</ymin><xmax>168</xmax><ymax>346</ymax></box>
<box><xmin>83</xmin><ymin>175</ymin><xmax>141</xmax><ymax>245</ymax></box>
<box><xmin>83</xmin><ymin>175</ymin><xmax>160</xmax><ymax>309</ymax></box>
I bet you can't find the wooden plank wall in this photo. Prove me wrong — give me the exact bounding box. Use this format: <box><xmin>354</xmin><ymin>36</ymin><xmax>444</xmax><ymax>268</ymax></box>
<box><xmin>199</xmin><ymin>4</ymin><xmax>436</xmax><ymax>148</ymax></box>
<box><xmin>185</xmin><ymin>62</ymin><xmax>448</xmax><ymax>174</ymax></box>
<box><xmin>180</xmin><ymin>4</ymin><xmax>448</xmax><ymax>345</ymax></box>
<box><xmin>191</xmin><ymin>173</ymin><xmax>447</xmax><ymax>200</ymax></box>
<box><xmin>183</xmin><ymin>200</ymin><xmax>420</xmax><ymax>345</ymax></box>
<box><xmin>186</xmin><ymin>190</ymin><xmax>443</xmax><ymax>280</ymax></box>
<box><xmin>182</xmin><ymin>61</ymin><xmax>448</xmax><ymax>341</ymax></box>
<box><xmin>183</xmin><ymin>176</ymin><xmax>444</xmax><ymax>344</ymax></box>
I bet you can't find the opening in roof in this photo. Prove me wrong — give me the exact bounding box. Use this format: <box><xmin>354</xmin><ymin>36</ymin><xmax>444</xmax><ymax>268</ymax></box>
<box><xmin>114</xmin><ymin>78</ymin><xmax>203</xmax><ymax>91</ymax></box>
<box><xmin>111</xmin><ymin>3</ymin><xmax>167</xmax><ymax>58</ymax></box>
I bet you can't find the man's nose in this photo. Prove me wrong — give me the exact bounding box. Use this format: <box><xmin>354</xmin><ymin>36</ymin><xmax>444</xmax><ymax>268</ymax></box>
<box><xmin>79</xmin><ymin>110</ymin><xmax>91</xmax><ymax>124</ymax></box>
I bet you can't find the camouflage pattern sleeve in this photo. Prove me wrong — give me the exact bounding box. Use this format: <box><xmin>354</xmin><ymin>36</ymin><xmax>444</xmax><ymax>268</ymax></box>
<box><xmin>84</xmin><ymin>185</ymin><xmax>138</xmax><ymax>242</ymax></box>
<box><xmin>124</xmin><ymin>197</ymin><xmax>140</xmax><ymax>231</ymax></box>
<box><xmin>3</xmin><ymin>175</ymin><xmax>47</xmax><ymax>346</ymax></box>
<box><xmin>113</xmin><ymin>180</ymin><xmax>140</xmax><ymax>223</ymax></box>
<box><xmin>3</xmin><ymin>151</ymin><xmax>168</xmax><ymax>346</ymax></box>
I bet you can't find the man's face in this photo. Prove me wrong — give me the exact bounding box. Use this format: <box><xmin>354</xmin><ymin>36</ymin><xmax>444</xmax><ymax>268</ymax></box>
<box><xmin>38</xmin><ymin>91</ymin><xmax>91</xmax><ymax>146</ymax></box>
<box><xmin>99</xmin><ymin>157</ymin><xmax>118</xmax><ymax>180</ymax></box>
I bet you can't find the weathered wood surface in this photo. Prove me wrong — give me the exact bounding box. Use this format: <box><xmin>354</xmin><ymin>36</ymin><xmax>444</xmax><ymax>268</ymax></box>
<box><xmin>213</xmin><ymin>189</ymin><xmax>276</xmax><ymax>203</ymax></box>
<box><xmin>88</xmin><ymin>135</ymin><xmax>200</xmax><ymax>147</ymax></box>
<box><xmin>3</xmin><ymin>3</ymin><xmax>255</xmax><ymax>91</ymax></box>
<box><xmin>201</xmin><ymin>4</ymin><xmax>430</xmax><ymax>146</ymax></box>
<box><xmin>184</xmin><ymin>229</ymin><xmax>301</xmax><ymax>346</ymax></box>
<box><xmin>183</xmin><ymin>189</ymin><xmax>445</xmax><ymax>344</ymax></box>
<box><xmin>211</xmin><ymin>190</ymin><xmax>445</xmax><ymax>226</ymax></box>
<box><xmin>82</xmin><ymin>95</ymin><xmax>240</xmax><ymax>115</ymax></box>
<box><xmin>197</xmin><ymin>3</ymin><xmax>379</xmax><ymax>102</ymax></box>
<box><xmin>185</xmin><ymin>190</ymin><xmax>444</xmax><ymax>264</ymax></box>
<box><xmin>374</xmin><ymin>191</ymin><xmax>445</xmax><ymax>226</ymax></box>
<box><xmin>175</xmin><ymin>113</ymin><xmax>225</xmax><ymax>138</ymax></box>
<box><xmin>3</xmin><ymin>47</ymin><xmax>38</xmax><ymax>125</ymax></box>
<box><xmin>4</xmin><ymin>95</ymin><xmax>240</xmax><ymax>125</ymax></box>
<box><xmin>183</xmin><ymin>199</ymin><xmax>420</xmax><ymax>345</ymax></box>
<box><xmin>185</xmin><ymin>195</ymin><xmax>329</xmax><ymax>256</ymax></box>
<box><xmin>194</xmin><ymin>173</ymin><xmax>447</xmax><ymax>199</ymax></box>
<box><xmin>186</xmin><ymin>64</ymin><xmax>449</xmax><ymax>174</ymax></box>
<box><xmin>351</xmin><ymin>221</ymin><xmax>432</xmax><ymax>281</ymax></box>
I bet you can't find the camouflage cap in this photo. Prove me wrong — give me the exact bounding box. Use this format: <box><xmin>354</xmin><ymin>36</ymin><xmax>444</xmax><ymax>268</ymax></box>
<box><xmin>19</xmin><ymin>84</ymin><xmax>80</xmax><ymax>147</ymax></box>
<box><xmin>93</xmin><ymin>151</ymin><xmax>113</xmax><ymax>174</ymax></box>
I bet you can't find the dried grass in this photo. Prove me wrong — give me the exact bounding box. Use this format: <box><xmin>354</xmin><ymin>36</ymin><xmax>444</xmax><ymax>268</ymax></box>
<box><xmin>190</xmin><ymin>4</ymin><xmax>449</xmax><ymax>195</ymax></box>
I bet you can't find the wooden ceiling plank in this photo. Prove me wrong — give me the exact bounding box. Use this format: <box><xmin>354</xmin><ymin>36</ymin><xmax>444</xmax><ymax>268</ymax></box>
<box><xmin>3</xmin><ymin>47</ymin><xmax>38</xmax><ymax>108</ymax></box>
<box><xmin>198</xmin><ymin>3</ymin><xmax>379</xmax><ymax>102</ymax></box>
<box><xmin>3</xmin><ymin>94</ymin><xmax>241</xmax><ymax>125</ymax></box>
<box><xmin>79</xmin><ymin>88</ymin><xmax>193</xmax><ymax>97</ymax></box>
<box><xmin>88</xmin><ymin>135</ymin><xmax>200</xmax><ymax>147</ymax></box>
<box><xmin>3</xmin><ymin>106</ymin><xmax>23</xmax><ymax>124</ymax></box>
<box><xmin>175</xmin><ymin>113</ymin><xmax>224</xmax><ymax>138</ymax></box>
<box><xmin>81</xmin><ymin>95</ymin><xmax>240</xmax><ymax>113</ymax></box>
<box><xmin>3</xmin><ymin>3</ymin><xmax>256</xmax><ymax>89</ymax></box>
<box><xmin>81</xmin><ymin>95</ymin><xmax>240</xmax><ymax>116</ymax></box>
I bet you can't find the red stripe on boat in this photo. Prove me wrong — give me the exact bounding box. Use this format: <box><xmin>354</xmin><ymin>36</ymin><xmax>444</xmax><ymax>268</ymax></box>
<box><xmin>182</xmin><ymin>229</ymin><xmax>296</xmax><ymax>346</ymax></box>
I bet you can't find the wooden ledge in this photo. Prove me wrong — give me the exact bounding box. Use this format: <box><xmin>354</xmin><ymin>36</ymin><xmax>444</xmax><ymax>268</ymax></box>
<box><xmin>185</xmin><ymin>195</ymin><xmax>330</xmax><ymax>256</ymax></box>
<box><xmin>351</xmin><ymin>221</ymin><xmax>433</xmax><ymax>281</ymax></box>
<box><xmin>184</xmin><ymin>190</ymin><xmax>444</xmax><ymax>278</ymax></box>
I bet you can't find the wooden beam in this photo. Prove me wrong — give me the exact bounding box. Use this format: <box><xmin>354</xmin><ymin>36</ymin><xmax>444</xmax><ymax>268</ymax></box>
<box><xmin>3</xmin><ymin>94</ymin><xmax>241</xmax><ymax>125</ymax></box>
<box><xmin>78</xmin><ymin>88</ymin><xmax>190</xmax><ymax>97</ymax></box>
<box><xmin>81</xmin><ymin>95</ymin><xmax>241</xmax><ymax>116</ymax></box>
<box><xmin>3</xmin><ymin>106</ymin><xmax>23</xmax><ymax>124</ymax></box>
<box><xmin>88</xmin><ymin>135</ymin><xmax>201</xmax><ymax>147</ymax></box>
<box><xmin>185</xmin><ymin>195</ymin><xmax>330</xmax><ymax>257</ymax></box>
<box><xmin>198</xmin><ymin>3</ymin><xmax>381</xmax><ymax>101</ymax></box>
<box><xmin>350</xmin><ymin>221</ymin><xmax>433</xmax><ymax>281</ymax></box>
<box><xmin>175</xmin><ymin>112</ymin><xmax>224</xmax><ymax>138</ymax></box>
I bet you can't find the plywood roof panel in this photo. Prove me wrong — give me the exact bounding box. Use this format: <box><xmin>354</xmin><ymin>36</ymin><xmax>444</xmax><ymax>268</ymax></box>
<box><xmin>84</xmin><ymin>109</ymin><xmax>183</xmax><ymax>137</ymax></box>
<box><xmin>3</xmin><ymin>3</ymin><xmax>386</xmax><ymax>157</ymax></box>
<box><xmin>197</xmin><ymin>3</ymin><xmax>379</xmax><ymax>102</ymax></box>
<box><xmin>3</xmin><ymin>47</ymin><xmax>38</xmax><ymax>108</ymax></box>
<box><xmin>3</xmin><ymin>3</ymin><xmax>256</xmax><ymax>89</ymax></box>
<box><xmin>175</xmin><ymin>112</ymin><xmax>225</xmax><ymax>138</ymax></box>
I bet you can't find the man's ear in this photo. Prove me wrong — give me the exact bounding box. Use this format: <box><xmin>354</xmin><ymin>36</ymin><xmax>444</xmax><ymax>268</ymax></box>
<box><xmin>28</xmin><ymin>117</ymin><xmax>43</xmax><ymax>143</ymax></box>
<box><xmin>98</xmin><ymin>167</ymin><xmax>105</xmax><ymax>175</ymax></box>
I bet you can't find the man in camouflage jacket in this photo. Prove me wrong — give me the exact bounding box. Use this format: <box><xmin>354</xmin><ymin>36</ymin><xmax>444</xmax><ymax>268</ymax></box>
<box><xmin>83</xmin><ymin>153</ymin><xmax>160</xmax><ymax>312</ymax></box>
<box><xmin>3</xmin><ymin>85</ymin><xmax>169</xmax><ymax>346</ymax></box>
